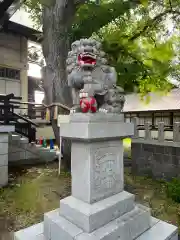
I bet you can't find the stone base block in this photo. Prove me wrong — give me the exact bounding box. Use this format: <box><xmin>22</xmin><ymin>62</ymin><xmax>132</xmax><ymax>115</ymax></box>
<box><xmin>44</xmin><ymin>209</ymin><xmax>83</xmax><ymax>240</ymax></box>
<box><xmin>74</xmin><ymin>204</ymin><xmax>151</xmax><ymax>240</ymax></box>
<box><xmin>0</xmin><ymin>165</ymin><xmax>8</xmax><ymax>187</ymax></box>
<box><xmin>0</xmin><ymin>154</ymin><xmax>8</xmax><ymax>166</ymax></box>
<box><xmin>14</xmin><ymin>216</ymin><xmax>178</xmax><ymax>240</ymax></box>
<box><xmin>43</xmin><ymin>203</ymin><xmax>151</xmax><ymax>240</ymax></box>
<box><xmin>61</xmin><ymin>113</ymin><xmax>133</xmax><ymax>141</ymax></box>
<box><xmin>59</xmin><ymin>191</ymin><xmax>135</xmax><ymax>233</ymax></box>
<box><xmin>14</xmin><ymin>222</ymin><xmax>44</xmax><ymax>240</ymax></box>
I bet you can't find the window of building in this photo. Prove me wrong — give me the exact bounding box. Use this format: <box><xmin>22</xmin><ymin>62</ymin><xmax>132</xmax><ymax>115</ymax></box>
<box><xmin>0</xmin><ymin>67</ymin><xmax>20</xmax><ymax>80</ymax></box>
<box><xmin>154</xmin><ymin>112</ymin><xmax>171</xmax><ymax>125</ymax></box>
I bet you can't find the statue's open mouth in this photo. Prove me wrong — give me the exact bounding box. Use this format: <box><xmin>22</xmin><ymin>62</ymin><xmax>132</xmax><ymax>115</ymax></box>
<box><xmin>78</xmin><ymin>53</ymin><xmax>96</xmax><ymax>66</ymax></box>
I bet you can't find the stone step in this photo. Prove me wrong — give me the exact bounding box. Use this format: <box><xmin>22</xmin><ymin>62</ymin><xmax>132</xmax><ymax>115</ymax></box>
<box><xmin>59</xmin><ymin>191</ymin><xmax>135</xmax><ymax>233</ymax></box>
<box><xmin>14</xmin><ymin>216</ymin><xmax>178</xmax><ymax>240</ymax></box>
<box><xmin>11</xmin><ymin>134</ymin><xmax>21</xmax><ymax>141</ymax></box>
<box><xmin>14</xmin><ymin>222</ymin><xmax>44</xmax><ymax>240</ymax></box>
<box><xmin>10</xmin><ymin>134</ymin><xmax>28</xmax><ymax>145</ymax></box>
<box><xmin>43</xmin><ymin>203</ymin><xmax>151</xmax><ymax>240</ymax></box>
<box><xmin>20</xmin><ymin>137</ymin><xmax>29</xmax><ymax>143</ymax></box>
<box><xmin>9</xmin><ymin>133</ymin><xmax>59</xmax><ymax>163</ymax></box>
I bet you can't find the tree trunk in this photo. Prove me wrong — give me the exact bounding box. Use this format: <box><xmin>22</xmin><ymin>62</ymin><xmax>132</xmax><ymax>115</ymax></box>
<box><xmin>42</xmin><ymin>0</ymin><xmax>76</xmax><ymax>171</ymax></box>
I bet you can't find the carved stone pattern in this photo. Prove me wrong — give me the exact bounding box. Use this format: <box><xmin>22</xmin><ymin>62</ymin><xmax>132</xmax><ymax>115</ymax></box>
<box><xmin>93</xmin><ymin>148</ymin><xmax>118</xmax><ymax>192</ymax></box>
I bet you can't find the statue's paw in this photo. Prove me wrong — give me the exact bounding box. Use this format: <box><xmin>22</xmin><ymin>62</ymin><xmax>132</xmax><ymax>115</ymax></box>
<box><xmin>70</xmin><ymin>106</ymin><xmax>81</xmax><ymax>114</ymax></box>
<box><xmin>79</xmin><ymin>92</ymin><xmax>88</xmax><ymax>98</ymax></box>
<box><xmin>99</xmin><ymin>108</ymin><xmax>108</xmax><ymax>113</ymax></box>
<box><xmin>70</xmin><ymin>109</ymin><xmax>76</xmax><ymax>114</ymax></box>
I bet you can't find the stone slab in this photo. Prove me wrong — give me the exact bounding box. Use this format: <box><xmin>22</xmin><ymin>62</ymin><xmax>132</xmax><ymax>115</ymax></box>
<box><xmin>14</xmin><ymin>217</ymin><xmax>178</xmax><ymax>240</ymax></box>
<box><xmin>0</xmin><ymin>125</ymin><xmax>14</xmax><ymax>133</ymax></box>
<box><xmin>0</xmin><ymin>134</ymin><xmax>9</xmax><ymax>143</ymax></box>
<box><xmin>59</xmin><ymin>191</ymin><xmax>135</xmax><ymax>233</ymax></box>
<box><xmin>43</xmin><ymin>204</ymin><xmax>151</xmax><ymax>240</ymax></box>
<box><xmin>44</xmin><ymin>209</ymin><xmax>83</xmax><ymax>240</ymax></box>
<box><xmin>60</xmin><ymin>113</ymin><xmax>133</xmax><ymax>140</ymax></box>
<box><xmin>136</xmin><ymin>217</ymin><xmax>178</xmax><ymax>240</ymax></box>
<box><xmin>71</xmin><ymin>140</ymin><xmax>124</xmax><ymax>203</ymax></box>
<box><xmin>20</xmin><ymin>137</ymin><xmax>29</xmax><ymax>144</ymax></box>
<box><xmin>9</xmin><ymin>151</ymin><xmax>26</xmax><ymax>162</ymax></box>
<box><xmin>69</xmin><ymin>113</ymin><xmax>124</xmax><ymax>123</ymax></box>
<box><xmin>9</xmin><ymin>145</ymin><xmax>25</xmax><ymax>153</ymax></box>
<box><xmin>10</xmin><ymin>134</ymin><xmax>21</xmax><ymax>141</ymax></box>
<box><xmin>0</xmin><ymin>154</ymin><xmax>8</xmax><ymax>166</ymax></box>
<box><xmin>14</xmin><ymin>222</ymin><xmax>43</xmax><ymax>240</ymax></box>
<box><xmin>0</xmin><ymin>142</ymin><xmax>8</xmax><ymax>155</ymax></box>
<box><xmin>58</xmin><ymin>114</ymin><xmax>70</xmax><ymax>127</ymax></box>
<box><xmin>75</xmin><ymin>204</ymin><xmax>151</xmax><ymax>240</ymax></box>
<box><xmin>30</xmin><ymin>234</ymin><xmax>44</xmax><ymax>240</ymax></box>
<box><xmin>0</xmin><ymin>165</ymin><xmax>8</xmax><ymax>186</ymax></box>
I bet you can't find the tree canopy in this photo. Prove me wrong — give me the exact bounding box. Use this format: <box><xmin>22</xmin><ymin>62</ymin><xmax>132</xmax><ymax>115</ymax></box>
<box><xmin>25</xmin><ymin>0</ymin><xmax>180</xmax><ymax>95</ymax></box>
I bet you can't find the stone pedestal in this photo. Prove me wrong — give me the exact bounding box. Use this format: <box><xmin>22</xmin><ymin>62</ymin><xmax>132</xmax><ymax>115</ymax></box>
<box><xmin>0</xmin><ymin>125</ymin><xmax>14</xmax><ymax>187</ymax></box>
<box><xmin>14</xmin><ymin>113</ymin><xmax>178</xmax><ymax>240</ymax></box>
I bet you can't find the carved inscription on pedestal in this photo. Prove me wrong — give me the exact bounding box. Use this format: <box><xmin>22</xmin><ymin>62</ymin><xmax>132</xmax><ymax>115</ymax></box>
<box><xmin>92</xmin><ymin>147</ymin><xmax>121</xmax><ymax>198</ymax></box>
<box><xmin>94</xmin><ymin>153</ymin><xmax>116</xmax><ymax>190</ymax></box>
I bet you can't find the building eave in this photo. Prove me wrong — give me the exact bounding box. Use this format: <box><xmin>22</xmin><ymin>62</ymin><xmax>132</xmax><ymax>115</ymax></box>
<box><xmin>2</xmin><ymin>20</ymin><xmax>42</xmax><ymax>43</ymax></box>
<box><xmin>0</xmin><ymin>0</ymin><xmax>24</xmax><ymax>27</ymax></box>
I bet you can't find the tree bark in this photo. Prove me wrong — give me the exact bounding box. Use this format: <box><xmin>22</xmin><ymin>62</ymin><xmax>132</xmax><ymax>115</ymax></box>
<box><xmin>42</xmin><ymin>0</ymin><xmax>76</xmax><ymax>171</ymax></box>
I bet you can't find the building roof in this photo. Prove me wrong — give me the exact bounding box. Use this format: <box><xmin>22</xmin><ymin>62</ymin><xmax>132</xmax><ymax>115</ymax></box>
<box><xmin>0</xmin><ymin>0</ymin><xmax>42</xmax><ymax>42</ymax></box>
<box><xmin>0</xmin><ymin>0</ymin><xmax>22</xmax><ymax>27</ymax></box>
<box><xmin>123</xmin><ymin>88</ymin><xmax>180</xmax><ymax>113</ymax></box>
<box><xmin>3</xmin><ymin>20</ymin><xmax>42</xmax><ymax>42</ymax></box>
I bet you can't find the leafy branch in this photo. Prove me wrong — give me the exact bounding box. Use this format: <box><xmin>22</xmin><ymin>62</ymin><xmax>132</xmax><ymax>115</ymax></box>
<box><xmin>129</xmin><ymin>9</ymin><xmax>180</xmax><ymax>41</ymax></box>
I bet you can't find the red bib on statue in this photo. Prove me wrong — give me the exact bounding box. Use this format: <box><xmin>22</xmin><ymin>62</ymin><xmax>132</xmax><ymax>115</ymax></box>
<box><xmin>80</xmin><ymin>97</ymin><xmax>97</xmax><ymax>113</ymax></box>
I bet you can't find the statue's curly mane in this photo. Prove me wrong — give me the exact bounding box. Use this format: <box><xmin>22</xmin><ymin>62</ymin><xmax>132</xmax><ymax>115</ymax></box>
<box><xmin>66</xmin><ymin>38</ymin><xmax>108</xmax><ymax>74</ymax></box>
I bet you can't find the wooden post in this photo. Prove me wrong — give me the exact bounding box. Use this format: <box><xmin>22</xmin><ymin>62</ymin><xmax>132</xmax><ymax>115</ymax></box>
<box><xmin>132</xmin><ymin>117</ymin><xmax>139</xmax><ymax>138</ymax></box>
<box><xmin>158</xmin><ymin>122</ymin><xmax>164</xmax><ymax>142</ymax></box>
<box><xmin>58</xmin><ymin>136</ymin><xmax>62</xmax><ymax>175</ymax></box>
<box><xmin>173</xmin><ymin>122</ymin><xmax>180</xmax><ymax>142</ymax></box>
<box><xmin>4</xmin><ymin>96</ymin><xmax>9</xmax><ymax>125</ymax></box>
<box><xmin>145</xmin><ymin>121</ymin><xmax>151</xmax><ymax>140</ymax></box>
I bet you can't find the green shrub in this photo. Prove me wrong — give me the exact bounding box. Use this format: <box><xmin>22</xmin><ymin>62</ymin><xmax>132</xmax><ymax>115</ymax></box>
<box><xmin>166</xmin><ymin>178</ymin><xmax>180</xmax><ymax>203</ymax></box>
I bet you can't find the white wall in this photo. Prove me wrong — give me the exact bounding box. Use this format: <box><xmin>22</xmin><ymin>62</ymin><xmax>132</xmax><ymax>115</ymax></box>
<box><xmin>0</xmin><ymin>31</ymin><xmax>28</xmax><ymax>113</ymax></box>
<box><xmin>0</xmin><ymin>79</ymin><xmax>21</xmax><ymax>96</ymax></box>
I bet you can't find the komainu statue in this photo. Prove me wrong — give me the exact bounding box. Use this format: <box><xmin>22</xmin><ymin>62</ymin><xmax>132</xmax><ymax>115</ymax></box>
<box><xmin>66</xmin><ymin>38</ymin><xmax>125</xmax><ymax>114</ymax></box>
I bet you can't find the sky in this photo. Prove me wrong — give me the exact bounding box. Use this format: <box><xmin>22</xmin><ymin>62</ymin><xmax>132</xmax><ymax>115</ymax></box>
<box><xmin>10</xmin><ymin>8</ymin><xmax>42</xmax><ymax>79</ymax></box>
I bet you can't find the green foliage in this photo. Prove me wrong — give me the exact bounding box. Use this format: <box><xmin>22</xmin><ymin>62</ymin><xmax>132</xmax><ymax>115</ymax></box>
<box><xmin>71</xmin><ymin>0</ymin><xmax>138</xmax><ymax>41</ymax></box>
<box><xmin>23</xmin><ymin>0</ymin><xmax>42</xmax><ymax>28</ymax></box>
<box><xmin>24</xmin><ymin>0</ymin><xmax>180</xmax><ymax>94</ymax></box>
<box><xmin>92</xmin><ymin>1</ymin><xmax>180</xmax><ymax>93</ymax></box>
<box><xmin>140</xmin><ymin>0</ymin><xmax>149</xmax><ymax>7</ymax></box>
<box><xmin>166</xmin><ymin>178</ymin><xmax>180</xmax><ymax>203</ymax></box>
